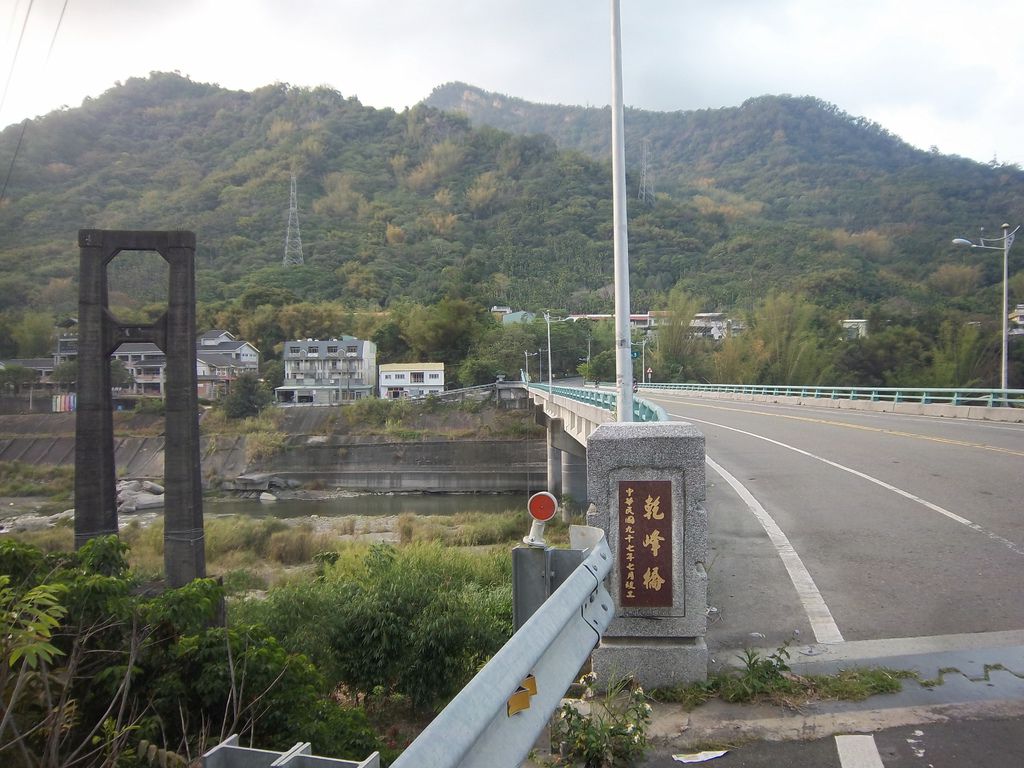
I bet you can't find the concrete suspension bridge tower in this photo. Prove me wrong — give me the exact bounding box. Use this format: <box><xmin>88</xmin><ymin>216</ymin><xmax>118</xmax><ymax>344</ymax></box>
<box><xmin>283</xmin><ymin>174</ymin><xmax>304</xmax><ymax>266</ymax></box>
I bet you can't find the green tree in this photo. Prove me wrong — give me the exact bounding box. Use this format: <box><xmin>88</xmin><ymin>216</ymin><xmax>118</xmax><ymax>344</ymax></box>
<box><xmin>260</xmin><ymin>359</ymin><xmax>285</xmax><ymax>390</ymax></box>
<box><xmin>832</xmin><ymin>327</ymin><xmax>933</xmax><ymax>386</ymax></box>
<box><xmin>222</xmin><ymin>372</ymin><xmax>272</xmax><ymax>419</ymax></box>
<box><xmin>653</xmin><ymin>286</ymin><xmax>712</xmax><ymax>382</ymax></box>
<box><xmin>0</xmin><ymin>365</ymin><xmax>37</xmax><ymax>393</ymax></box>
<box><xmin>746</xmin><ymin>292</ymin><xmax>833</xmax><ymax>385</ymax></box>
<box><xmin>927</xmin><ymin>320</ymin><xmax>997</xmax><ymax>387</ymax></box>
<box><xmin>11</xmin><ymin>312</ymin><xmax>53</xmax><ymax>358</ymax></box>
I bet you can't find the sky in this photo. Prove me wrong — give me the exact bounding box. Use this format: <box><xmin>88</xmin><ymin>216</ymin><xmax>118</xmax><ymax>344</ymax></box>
<box><xmin>3</xmin><ymin>0</ymin><xmax>1023</xmax><ymax>167</ymax></box>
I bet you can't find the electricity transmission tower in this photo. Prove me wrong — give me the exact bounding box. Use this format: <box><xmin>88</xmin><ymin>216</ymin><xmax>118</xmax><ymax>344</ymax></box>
<box><xmin>283</xmin><ymin>174</ymin><xmax>304</xmax><ymax>266</ymax></box>
<box><xmin>637</xmin><ymin>139</ymin><xmax>654</xmax><ymax>205</ymax></box>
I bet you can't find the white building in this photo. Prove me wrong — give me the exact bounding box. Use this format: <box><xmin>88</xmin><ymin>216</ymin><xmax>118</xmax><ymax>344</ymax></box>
<box><xmin>276</xmin><ymin>336</ymin><xmax>377</xmax><ymax>405</ymax></box>
<box><xmin>378</xmin><ymin>362</ymin><xmax>445</xmax><ymax>399</ymax></box>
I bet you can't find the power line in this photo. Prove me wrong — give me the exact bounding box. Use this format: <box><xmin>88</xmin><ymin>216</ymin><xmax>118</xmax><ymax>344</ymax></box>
<box><xmin>0</xmin><ymin>0</ymin><xmax>69</xmax><ymax>208</ymax></box>
<box><xmin>0</xmin><ymin>0</ymin><xmax>34</xmax><ymax>117</ymax></box>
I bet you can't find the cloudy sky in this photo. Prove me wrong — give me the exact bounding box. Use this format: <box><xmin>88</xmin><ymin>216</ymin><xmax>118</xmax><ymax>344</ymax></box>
<box><xmin>3</xmin><ymin>0</ymin><xmax>1023</xmax><ymax>166</ymax></box>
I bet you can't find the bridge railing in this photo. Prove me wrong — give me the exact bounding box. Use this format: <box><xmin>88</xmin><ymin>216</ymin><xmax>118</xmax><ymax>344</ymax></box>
<box><xmin>634</xmin><ymin>382</ymin><xmax>1024</xmax><ymax>408</ymax></box>
<box><xmin>527</xmin><ymin>383</ymin><xmax>668</xmax><ymax>422</ymax></box>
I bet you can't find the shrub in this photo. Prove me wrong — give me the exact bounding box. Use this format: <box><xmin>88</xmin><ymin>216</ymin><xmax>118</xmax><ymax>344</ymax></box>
<box><xmin>0</xmin><ymin>537</ymin><xmax>383</xmax><ymax>764</ymax></box>
<box><xmin>233</xmin><ymin>542</ymin><xmax>513</xmax><ymax>710</ymax></box>
<box><xmin>553</xmin><ymin>675</ymin><xmax>652</xmax><ymax>767</ymax></box>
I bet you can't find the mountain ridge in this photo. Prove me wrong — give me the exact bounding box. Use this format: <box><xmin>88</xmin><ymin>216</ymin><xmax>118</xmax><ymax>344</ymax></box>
<box><xmin>0</xmin><ymin>73</ymin><xmax>1020</xmax><ymax>332</ymax></box>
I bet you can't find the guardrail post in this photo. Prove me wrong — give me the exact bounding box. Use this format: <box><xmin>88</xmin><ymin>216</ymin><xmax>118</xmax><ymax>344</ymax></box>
<box><xmin>585</xmin><ymin>422</ymin><xmax>708</xmax><ymax>688</ymax></box>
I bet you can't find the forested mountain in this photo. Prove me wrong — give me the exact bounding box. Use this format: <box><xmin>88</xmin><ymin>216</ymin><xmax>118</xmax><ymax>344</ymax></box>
<box><xmin>2</xmin><ymin>72</ymin><xmax>1022</xmax><ymax>330</ymax></box>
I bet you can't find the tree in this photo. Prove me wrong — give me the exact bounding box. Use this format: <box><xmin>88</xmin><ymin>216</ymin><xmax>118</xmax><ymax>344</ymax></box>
<box><xmin>260</xmin><ymin>360</ymin><xmax>285</xmax><ymax>390</ymax></box>
<box><xmin>222</xmin><ymin>372</ymin><xmax>272</xmax><ymax>419</ymax></box>
<box><xmin>653</xmin><ymin>286</ymin><xmax>711</xmax><ymax>382</ymax></box>
<box><xmin>0</xmin><ymin>365</ymin><xmax>37</xmax><ymax>394</ymax></box>
<box><xmin>832</xmin><ymin>327</ymin><xmax>933</xmax><ymax>386</ymax></box>
<box><xmin>51</xmin><ymin>360</ymin><xmax>78</xmax><ymax>390</ymax></box>
<box><xmin>51</xmin><ymin>359</ymin><xmax>136</xmax><ymax>392</ymax></box>
<box><xmin>11</xmin><ymin>311</ymin><xmax>53</xmax><ymax>358</ymax></box>
<box><xmin>110</xmin><ymin>359</ymin><xmax>134</xmax><ymax>390</ymax></box>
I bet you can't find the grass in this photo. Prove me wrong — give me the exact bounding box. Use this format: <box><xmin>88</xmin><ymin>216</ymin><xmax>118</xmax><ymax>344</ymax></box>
<box><xmin>395</xmin><ymin>509</ymin><xmax>576</xmax><ymax>547</ymax></box>
<box><xmin>654</xmin><ymin>643</ymin><xmax>917</xmax><ymax>710</ymax></box>
<box><xmin>0</xmin><ymin>461</ymin><xmax>75</xmax><ymax>499</ymax></box>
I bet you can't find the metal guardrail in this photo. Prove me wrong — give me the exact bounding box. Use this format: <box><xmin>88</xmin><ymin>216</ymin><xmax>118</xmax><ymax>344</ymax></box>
<box><xmin>390</xmin><ymin>527</ymin><xmax>614</xmax><ymax>768</ymax></box>
<box><xmin>526</xmin><ymin>383</ymin><xmax>668</xmax><ymax>422</ymax></box>
<box><xmin>635</xmin><ymin>382</ymin><xmax>1024</xmax><ymax>408</ymax></box>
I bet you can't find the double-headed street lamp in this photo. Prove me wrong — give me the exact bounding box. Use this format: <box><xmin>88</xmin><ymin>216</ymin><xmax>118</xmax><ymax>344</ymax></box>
<box><xmin>952</xmin><ymin>223</ymin><xmax>1019</xmax><ymax>390</ymax></box>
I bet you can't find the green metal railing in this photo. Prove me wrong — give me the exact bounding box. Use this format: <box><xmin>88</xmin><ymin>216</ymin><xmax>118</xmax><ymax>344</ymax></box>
<box><xmin>527</xmin><ymin>384</ymin><xmax>667</xmax><ymax>422</ymax></box>
<box><xmin>634</xmin><ymin>382</ymin><xmax>1024</xmax><ymax>408</ymax></box>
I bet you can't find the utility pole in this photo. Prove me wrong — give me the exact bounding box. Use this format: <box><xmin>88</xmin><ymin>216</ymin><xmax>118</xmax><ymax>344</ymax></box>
<box><xmin>283</xmin><ymin>173</ymin><xmax>304</xmax><ymax>266</ymax></box>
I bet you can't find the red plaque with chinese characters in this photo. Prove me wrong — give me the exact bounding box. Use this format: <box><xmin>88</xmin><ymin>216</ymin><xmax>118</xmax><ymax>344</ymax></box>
<box><xmin>618</xmin><ymin>480</ymin><xmax>673</xmax><ymax>607</ymax></box>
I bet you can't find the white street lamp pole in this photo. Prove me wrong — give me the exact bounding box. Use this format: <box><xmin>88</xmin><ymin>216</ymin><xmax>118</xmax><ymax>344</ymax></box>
<box><xmin>953</xmin><ymin>223</ymin><xmax>1018</xmax><ymax>391</ymax></box>
<box><xmin>544</xmin><ymin>311</ymin><xmax>553</xmax><ymax>390</ymax></box>
<box><xmin>610</xmin><ymin>0</ymin><xmax>634</xmax><ymax>420</ymax></box>
<box><xmin>1001</xmin><ymin>223</ymin><xmax>1011</xmax><ymax>391</ymax></box>
<box><xmin>524</xmin><ymin>350</ymin><xmax>531</xmax><ymax>383</ymax></box>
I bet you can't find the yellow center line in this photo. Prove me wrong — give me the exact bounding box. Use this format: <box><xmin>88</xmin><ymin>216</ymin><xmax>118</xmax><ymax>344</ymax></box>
<box><xmin>658</xmin><ymin>397</ymin><xmax>1024</xmax><ymax>458</ymax></box>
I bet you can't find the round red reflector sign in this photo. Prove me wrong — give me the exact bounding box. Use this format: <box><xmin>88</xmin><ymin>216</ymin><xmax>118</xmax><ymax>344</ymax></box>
<box><xmin>527</xmin><ymin>491</ymin><xmax>558</xmax><ymax>522</ymax></box>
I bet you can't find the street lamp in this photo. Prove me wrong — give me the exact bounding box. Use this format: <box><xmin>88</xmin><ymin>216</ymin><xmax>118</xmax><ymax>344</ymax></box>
<box><xmin>952</xmin><ymin>223</ymin><xmax>1019</xmax><ymax>390</ymax></box>
<box><xmin>543</xmin><ymin>312</ymin><xmax>560</xmax><ymax>390</ymax></box>
<box><xmin>523</xmin><ymin>350</ymin><xmax>538</xmax><ymax>383</ymax></box>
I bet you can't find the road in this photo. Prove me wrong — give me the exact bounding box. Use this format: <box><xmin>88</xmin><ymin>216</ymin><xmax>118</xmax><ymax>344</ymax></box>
<box><xmin>638</xmin><ymin>392</ymin><xmax>1024</xmax><ymax>652</ymax></box>
<box><xmin>627</xmin><ymin>392</ymin><xmax>1024</xmax><ymax>766</ymax></box>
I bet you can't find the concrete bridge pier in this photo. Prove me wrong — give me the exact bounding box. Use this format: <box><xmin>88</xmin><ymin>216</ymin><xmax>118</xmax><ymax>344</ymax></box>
<box><xmin>546</xmin><ymin>431</ymin><xmax>563</xmax><ymax>498</ymax></box>
<box><xmin>561</xmin><ymin>451</ymin><xmax>587</xmax><ymax>511</ymax></box>
<box><xmin>541</xmin><ymin>414</ymin><xmax>589</xmax><ymax>518</ymax></box>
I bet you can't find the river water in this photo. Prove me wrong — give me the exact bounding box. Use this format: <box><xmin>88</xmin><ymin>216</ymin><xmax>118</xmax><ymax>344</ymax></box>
<box><xmin>208</xmin><ymin>493</ymin><xmax>529</xmax><ymax>520</ymax></box>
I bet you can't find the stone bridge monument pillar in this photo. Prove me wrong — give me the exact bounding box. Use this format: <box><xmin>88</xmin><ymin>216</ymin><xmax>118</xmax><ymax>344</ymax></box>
<box><xmin>586</xmin><ymin>421</ymin><xmax>708</xmax><ymax>687</ymax></box>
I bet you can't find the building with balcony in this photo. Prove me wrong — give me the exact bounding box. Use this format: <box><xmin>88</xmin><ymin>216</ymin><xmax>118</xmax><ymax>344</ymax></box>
<box><xmin>276</xmin><ymin>337</ymin><xmax>377</xmax><ymax>405</ymax></box>
<box><xmin>379</xmin><ymin>362</ymin><xmax>445</xmax><ymax>399</ymax></box>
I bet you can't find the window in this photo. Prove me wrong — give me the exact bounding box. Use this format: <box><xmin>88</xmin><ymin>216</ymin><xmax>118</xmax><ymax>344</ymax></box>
<box><xmin>327</xmin><ymin>346</ymin><xmax>338</xmax><ymax>354</ymax></box>
<box><xmin>428</xmin><ymin>373</ymin><xmax>440</xmax><ymax>380</ymax></box>
<box><xmin>346</xmin><ymin>346</ymin><xmax>357</xmax><ymax>354</ymax></box>
<box><xmin>289</xmin><ymin>346</ymin><xmax>300</xmax><ymax>354</ymax></box>
<box><xmin>411</xmin><ymin>372</ymin><xmax>424</xmax><ymax>383</ymax></box>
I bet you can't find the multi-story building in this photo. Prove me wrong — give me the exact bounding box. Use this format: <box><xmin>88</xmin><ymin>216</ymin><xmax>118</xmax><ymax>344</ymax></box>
<box><xmin>43</xmin><ymin>330</ymin><xmax>260</xmax><ymax>399</ymax></box>
<box><xmin>378</xmin><ymin>362</ymin><xmax>445</xmax><ymax>399</ymax></box>
<box><xmin>276</xmin><ymin>336</ymin><xmax>377</xmax><ymax>405</ymax></box>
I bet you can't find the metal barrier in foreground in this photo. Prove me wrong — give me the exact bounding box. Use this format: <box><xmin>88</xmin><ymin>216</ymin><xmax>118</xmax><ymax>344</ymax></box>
<box><xmin>202</xmin><ymin>735</ymin><xmax>379</xmax><ymax>768</ymax></box>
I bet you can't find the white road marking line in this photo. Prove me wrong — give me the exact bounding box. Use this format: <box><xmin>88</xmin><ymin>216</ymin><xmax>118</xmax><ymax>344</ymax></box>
<box><xmin>835</xmin><ymin>734</ymin><xmax>884</xmax><ymax>768</ymax></box>
<box><xmin>679</xmin><ymin>413</ymin><xmax>1024</xmax><ymax>558</ymax></box>
<box><xmin>706</xmin><ymin>455</ymin><xmax>844</xmax><ymax>644</ymax></box>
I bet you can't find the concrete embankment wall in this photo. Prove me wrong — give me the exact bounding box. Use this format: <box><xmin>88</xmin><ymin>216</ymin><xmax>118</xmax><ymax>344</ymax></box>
<box><xmin>244</xmin><ymin>436</ymin><xmax>544</xmax><ymax>492</ymax></box>
<box><xmin>0</xmin><ymin>418</ymin><xmax>545</xmax><ymax>493</ymax></box>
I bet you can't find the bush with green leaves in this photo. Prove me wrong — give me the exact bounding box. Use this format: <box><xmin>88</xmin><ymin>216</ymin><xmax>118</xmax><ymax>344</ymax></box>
<box><xmin>0</xmin><ymin>536</ymin><xmax>381</xmax><ymax>766</ymax></box>
<box><xmin>233</xmin><ymin>541</ymin><xmax>513</xmax><ymax>710</ymax></box>
<box><xmin>552</xmin><ymin>674</ymin><xmax>652</xmax><ymax>768</ymax></box>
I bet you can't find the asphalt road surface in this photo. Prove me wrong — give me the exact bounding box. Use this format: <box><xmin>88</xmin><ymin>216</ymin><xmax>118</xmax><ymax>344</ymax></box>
<box><xmin>638</xmin><ymin>392</ymin><xmax>1024</xmax><ymax>654</ymax></box>
<box><xmin>626</xmin><ymin>392</ymin><xmax>1024</xmax><ymax>767</ymax></box>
